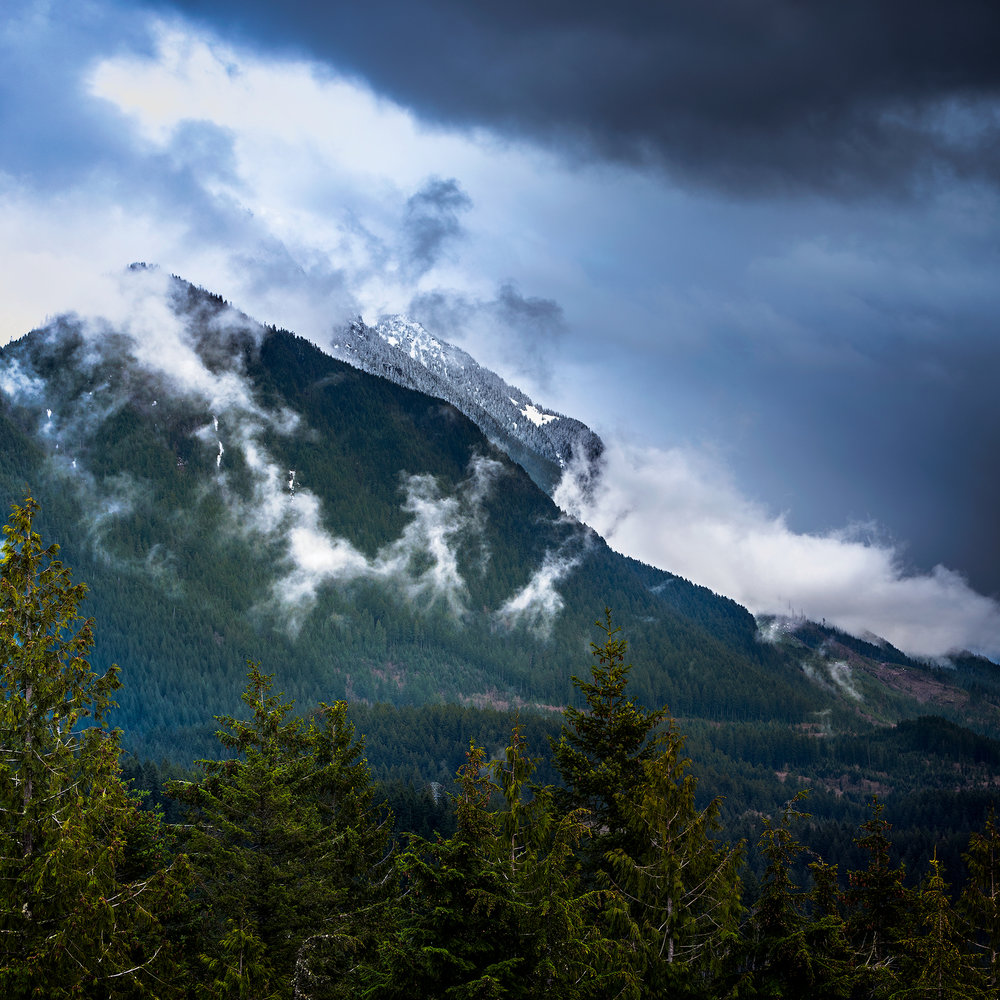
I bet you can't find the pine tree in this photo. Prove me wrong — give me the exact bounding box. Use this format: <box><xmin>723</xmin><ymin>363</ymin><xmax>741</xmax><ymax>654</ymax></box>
<box><xmin>896</xmin><ymin>851</ymin><xmax>986</xmax><ymax>1000</ymax></box>
<box><xmin>168</xmin><ymin>663</ymin><xmax>393</xmax><ymax>999</ymax></box>
<box><xmin>0</xmin><ymin>497</ymin><xmax>187</xmax><ymax>998</ymax></box>
<box><xmin>551</xmin><ymin>610</ymin><xmax>667</xmax><ymax>868</ymax></box>
<box><xmin>369</xmin><ymin>733</ymin><xmax>623</xmax><ymax>1000</ymax></box>
<box><xmin>490</xmin><ymin>726</ymin><xmax>626</xmax><ymax>999</ymax></box>
<box><xmin>553</xmin><ymin>611</ymin><xmax>742</xmax><ymax>997</ymax></box>
<box><xmin>804</xmin><ymin>857</ymin><xmax>854</xmax><ymax>999</ymax></box>
<box><xmin>738</xmin><ymin>794</ymin><xmax>853</xmax><ymax>999</ymax></box>
<box><xmin>605</xmin><ymin>735</ymin><xmax>742</xmax><ymax>997</ymax></box>
<box><xmin>368</xmin><ymin>741</ymin><xmax>522</xmax><ymax>999</ymax></box>
<box><xmin>961</xmin><ymin>809</ymin><xmax>1000</xmax><ymax>990</ymax></box>
<box><xmin>844</xmin><ymin>797</ymin><xmax>913</xmax><ymax>996</ymax></box>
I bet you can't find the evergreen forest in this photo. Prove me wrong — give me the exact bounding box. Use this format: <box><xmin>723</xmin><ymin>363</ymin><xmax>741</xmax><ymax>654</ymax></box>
<box><xmin>4</xmin><ymin>497</ymin><xmax>1000</xmax><ymax>999</ymax></box>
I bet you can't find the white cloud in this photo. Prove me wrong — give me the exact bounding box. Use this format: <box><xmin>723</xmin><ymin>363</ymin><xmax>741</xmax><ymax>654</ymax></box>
<box><xmin>555</xmin><ymin>440</ymin><xmax>1000</xmax><ymax>660</ymax></box>
<box><xmin>272</xmin><ymin>456</ymin><xmax>505</xmax><ymax>624</ymax></box>
<box><xmin>0</xmin><ymin>15</ymin><xmax>594</xmax><ymax>363</ymax></box>
<box><xmin>496</xmin><ymin>542</ymin><xmax>586</xmax><ymax>634</ymax></box>
<box><xmin>0</xmin><ymin>356</ymin><xmax>43</xmax><ymax>400</ymax></box>
<box><xmin>79</xmin><ymin>21</ymin><xmax>554</xmax><ymax>331</ymax></box>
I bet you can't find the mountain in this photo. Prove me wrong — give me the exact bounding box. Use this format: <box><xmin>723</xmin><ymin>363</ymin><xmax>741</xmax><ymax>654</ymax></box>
<box><xmin>331</xmin><ymin>314</ymin><xmax>604</xmax><ymax>497</ymax></box>
<box><xmin>2</xmin><ymin>266</ymin><xmax>999</xmax><ymax>794</ymax></box>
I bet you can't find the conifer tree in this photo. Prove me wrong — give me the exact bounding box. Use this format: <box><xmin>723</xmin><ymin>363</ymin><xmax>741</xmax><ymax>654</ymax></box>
<box><xmin>0</xmin><ymin>497</ymin><xmax>187</xmax><ymax>997</ymax></box>
<box><xmin>961</xmin><ymin>808</ymin><xmax>1000</xmax><ymax>989</ymax></box>
<box><xmin>605</xmin><ymin>737</ymin><xmax>742</xmax><ymax>997</ymax></box>
<box><xmin>490</xmin><ymin>727</ymin><xmax>626</xmax><ymax>998</ymax></box>
<box><xmin>369</xmin><ymin>733</ymin><xmax>623</xmax><ymax>999</ymax></box>
<box><xmin>738</xmin><ymin>794</ymin><xmax>853</xmax><ymax>999</ymax></box>
<box><xmin>169</xmin><ymin>663</ymin><xmax>393</xmax><ymax>999</ymax></box>
<box><xmin>804</xmin><ymin>857</ymin><xmax>854</xmax><ymax>998</ymax></box>
<box><xmin>369</xmin><ymin>741</ymin><xmax>523</xmax><ymax>999</ymax></box>
<box><xmin>844</xmin><ymin>797</ymin><xmax>913</xmax><ymax>995</ymax></box>
<box><xmin>553</xmin><ymin>611</ymin><xmax>742</xmax><ymax>997</ymax></box>
<box><xmin>551</xmin><ymin>610</ymin><xmax>667</xmax><ymax>868</ymax></box>
<box><xmin>896</xmin><ymin>851</ymin><xmax>986</xmax><ymax>1000</ymax></box>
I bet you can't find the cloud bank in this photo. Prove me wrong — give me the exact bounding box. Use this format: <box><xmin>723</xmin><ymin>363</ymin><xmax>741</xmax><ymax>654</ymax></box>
<box><xmin>496</xmin><ymin>535</ymin><xmax>589</xmax><ymax>636</ymax></box>
<box><xmin>1</xmin><ymin>270</ymin><xmax>566</xmax><ymax>633</ymax></box>
<box><xmin>555</xmin><ymin>442</ymin><xmax>1000</xmax><ymax>661</ymax></box>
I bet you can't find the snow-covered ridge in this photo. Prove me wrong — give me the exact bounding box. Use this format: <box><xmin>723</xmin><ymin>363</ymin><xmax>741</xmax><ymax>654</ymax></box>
<box><xmin>331</xmin><ymin>314</ymin><xmax>603</xmax><ymax>495</ymax></box>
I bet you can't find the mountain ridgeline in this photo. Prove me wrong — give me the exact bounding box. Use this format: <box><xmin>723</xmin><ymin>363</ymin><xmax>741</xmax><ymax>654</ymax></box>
<box><xmin>332</xmin><ymin>313</ymin><xmax>604</xmax><ymax>496</ymax></box>
<box><xmin>0</xmin><ymin>267</ymin><xmax>998</xmax><ymax>767</ymax></box>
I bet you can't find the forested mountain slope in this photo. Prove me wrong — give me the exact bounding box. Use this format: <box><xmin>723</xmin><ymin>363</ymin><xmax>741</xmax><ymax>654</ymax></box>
<box><xmin>0</xmin><ymin>266</ymin><xmax>997</xmax><ymax>760</ymax></box>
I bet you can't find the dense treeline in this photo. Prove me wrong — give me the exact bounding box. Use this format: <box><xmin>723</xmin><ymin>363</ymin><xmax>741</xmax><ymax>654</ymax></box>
<box><xmin>125</xmin><ymin>698</ymin><xmax>1000</xmax><ymax>895</ymax></box>
<box><xmin>4</xmin><ymin>499</ymin><xmax>1000</xmax><ymax>997</ymax></box>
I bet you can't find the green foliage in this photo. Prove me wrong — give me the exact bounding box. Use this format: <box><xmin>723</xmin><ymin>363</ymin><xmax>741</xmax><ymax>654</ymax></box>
<box><xmin>370</xmin><ymin>733</ymin><xmax>622</xmax><ymax>999</ymax></box>
<box><xmin>605</xmin><ymin>742</ymin><xmax>743</xmax><ymax>997</ymax></box>
<box><xmin>488</xmin><ymin>728</ymin><xmax>628</xmax><ymax>998</ymax></box>
<box><xmin>0</xmin><ymin>497</ymin><xmax>187</xmax><ymax>997</ymax></box>
<box><xmin>168</xmin><ymin>662</ymin><xmax>393</xmax><ymax>999</ymax></box>
<box><xmin>738</xmin><ymin>793</ymin><xmax>854</xmax><ymax>999</ymax></box>
<box><xmin>843</xmin><ymin>798</ymin><xmax>914</xmax><ymax>996</ymax></box>
<box><xmin>369</xmin><ymin>742</ymin><xmax>524</xmax><ymax>999</ymax></box>
<box><xmin>553</xmin><ymin>612</ymin><xmax>743</xmax><ymax>997</ymax></box>
<box><xmin>961</xmin><ymin>808</ymin><xmax>1000</xmax><ymax>989</ymax></box>
<box><xmin>552</xmin><ymin>609</ymin><xmax>668</xmax><ymax>865</ymax></box>
<box><xmin>1</xmin><ymin>303</ymin><xmax>848</xmax><ymax>753</ymax></box>
<box><xmin>3</xmin><ymin>480</ymin><xmax>1000</xmax><ymax>997</ymax></box>
<box><xmin>895</xmin><ymin>851</ymin><xmax>987</xmax><ymax>999</ymax></box>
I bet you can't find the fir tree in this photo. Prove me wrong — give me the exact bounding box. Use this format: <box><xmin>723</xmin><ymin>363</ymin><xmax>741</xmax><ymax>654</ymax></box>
<box><xmin>605</xmin><ymin>737</ymin><xmax>742</xmax><ymax>997</ymax></box>
<box><xmin>844</xmin><ymin>797</ymin><xmax>913</xmax><ymax>995</ymax></box>
<box><xmin>961</xmin><ymin>808</ymin><xmax>1000</xmax><ymax>990</ymax></box>
<box><xmin>738</xmin><ymin>794</ymin><xmax>854</xmax><ymax>999</ymax></box>
<box><xmin>489</xmin><ymin>726</ymin><xmax>627</xmax><ymax>998</ymax></box>
<box><xmin>551</xmin><ymin>609</ymin><xmax>667</xmax><ymax>869</ymax></box>
<box><xmin>369</xmin><ymin>733</ymin><xmax>623</xmax><ymax>999</ymax></box>
<box><xmin>896</xmin><ymin>851</ymin><xmax>986</xmax><ymax>1000</ymax></box>
<box><xmin>553</xmin><ymin>611</ymin><xmax>742</xmax><ymax>997</ymax></box>
<box><xmin>0</xmin><ymin>497</ymin><xmax>187</xmax><ymax>998</ymax></box>
<box><xmin>169</xmin><ymin>663</ymin><xmax>393</xmax><ymax>999</ymax></box>
<box><xmin>369</xmin><ymin>741</ymin><xmax>523</xmax><ymax>999</ymax></box>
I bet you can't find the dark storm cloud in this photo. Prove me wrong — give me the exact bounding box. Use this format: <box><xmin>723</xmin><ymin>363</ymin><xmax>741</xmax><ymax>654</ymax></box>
<box><xmin>402</xmin><ymin>177</ymin><xmax>471</xmax><ymax>276</ymax></box>
<box><xmin>410</xmin><ymin>284</ymin><xmax>563</xmax><ymax>341</ymax></box>
<box><xmin>491</xmin><ymin>283</ymin><xmax>565</xmax><ymax>380</ymax></box>
<box><xmin>151</xmin><ymin>0</ymin><xmax>1000</xmax><ymax>195</ymax></box>
<box><xmin>759</xmin><ymin>334</ymin><xmax>1000</xmax><ymax>599</ymax></box>
<box><xmin>409</xmin><ymin>283</ymin><xmax>564</xmax><ymax>381</ymax></box>
<box><xmin>493</xmin><ymin>283</ymin><xmax>564</xmax><ymax>336</ymax></box>
<box><xmin>4</xmin><ymin>0</ymin><xmax>997</xmax><ymax>653</ymax></box>
<box><xmin>405</xmin><ymin>289</ymin><xmax>470</xmax><ymax>336</ymax></box>
<box><xmin>610</xmin><ymin>219</ymin><xmax>1000</xmax><ymax>596</ymax></box>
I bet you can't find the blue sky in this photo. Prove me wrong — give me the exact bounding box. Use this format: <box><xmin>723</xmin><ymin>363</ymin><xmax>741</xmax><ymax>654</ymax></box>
<box><xmin>2</xmin><ymin>0</ymin><xmax>999</xmax><ymax>658</ymax></box>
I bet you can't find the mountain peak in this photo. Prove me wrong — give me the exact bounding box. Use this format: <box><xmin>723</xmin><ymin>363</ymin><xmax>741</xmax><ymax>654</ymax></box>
<box><xmin>330</xmin><ymin>312</ymin><xmax>603</xmax><ymax>496</ymax></box>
